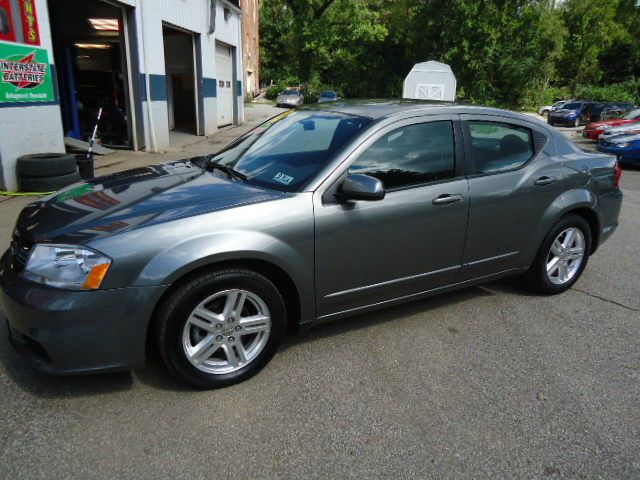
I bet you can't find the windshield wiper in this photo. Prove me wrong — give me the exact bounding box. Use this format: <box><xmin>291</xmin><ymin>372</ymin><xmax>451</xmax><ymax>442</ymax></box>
<box><xmin>204</xmin><ymin>158</ymin><xmax>247</xmax><ymax>181</ymax></box>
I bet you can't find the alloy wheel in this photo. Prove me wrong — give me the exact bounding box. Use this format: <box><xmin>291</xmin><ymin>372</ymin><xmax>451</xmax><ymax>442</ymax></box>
<box><xmin>546</xmin><ymin>227</ymin><xmax>585</xmax><ymax>285</ymax></box>
<box><xmin>182</xmin><ymin>289</ymin><xmax>271</xmax><ymax>374</ymax></box>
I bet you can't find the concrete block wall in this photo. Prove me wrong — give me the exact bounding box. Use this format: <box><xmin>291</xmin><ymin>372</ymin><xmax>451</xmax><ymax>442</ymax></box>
<box><xmin>0</xmin><ymin>0</ymin><xmax>65</xmax><ymax>191</ymax></box>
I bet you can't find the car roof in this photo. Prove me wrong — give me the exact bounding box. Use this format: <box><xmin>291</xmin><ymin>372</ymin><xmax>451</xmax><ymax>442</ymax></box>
<box><xmin>302</xmin><ymin>99</ymin><xmax>545</xmax><ymax>122</ymax></box>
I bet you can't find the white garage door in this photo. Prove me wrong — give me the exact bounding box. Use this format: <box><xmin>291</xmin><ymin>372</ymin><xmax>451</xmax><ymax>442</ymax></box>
<box><xmin>216</xmin><ymin>44</ymin><xmax>234</xmax><ymax>127</ymax></box>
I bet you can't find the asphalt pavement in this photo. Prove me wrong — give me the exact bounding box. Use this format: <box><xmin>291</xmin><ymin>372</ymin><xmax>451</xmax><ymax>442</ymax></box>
<box><xmin>0</xmin><ymin>110</ymin><xmax>638</xmax><ymax>479</ymax></box>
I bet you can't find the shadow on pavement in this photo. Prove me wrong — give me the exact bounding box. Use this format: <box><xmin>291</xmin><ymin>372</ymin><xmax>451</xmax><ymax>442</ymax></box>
<box><xmin>2</xmin><ymin>279</ymin><xmax>536</xmax><ymax>394</ymax></box>
<box><xmin>282</xmin><ymin>285</ymin><xmax>493</xmax><ymax>351</ymax></box>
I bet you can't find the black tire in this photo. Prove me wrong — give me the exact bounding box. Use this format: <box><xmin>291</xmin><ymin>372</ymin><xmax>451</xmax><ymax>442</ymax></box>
<box><xmin>156</xmin><ymin>269</ymin><xmax>286</xmax><ymax>389</ymax></box>
<box><xmin>16</xmin><ymin>153</ymin><xmax>78</xmax><ymax>178</ymax></box>
<box><xmin>525</xmin><ymin>214</ymin><xmax>592</xmax><ymax>295</ymax></box>
<box><xmin>19</xmin><ymin>170</ymin><xmax>81</xmax><ymax>192</ymax></box>
<box><xmin>548</xmin><ymin>120</ymin><xmax>554</xmax><ymax>127</ymax></box>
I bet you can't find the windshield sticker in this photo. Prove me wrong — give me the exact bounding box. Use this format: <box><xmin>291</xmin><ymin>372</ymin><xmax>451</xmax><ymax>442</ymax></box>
<box><xmin>273</xmin><ymin>172</ymin><xmax>294</xmax><ymax>185</ymax></box>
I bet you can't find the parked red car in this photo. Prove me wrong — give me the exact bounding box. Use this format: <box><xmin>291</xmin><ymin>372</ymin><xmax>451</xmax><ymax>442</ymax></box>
<box><xmin>583</xmin><ymin>108</ymin><xmax>640</xmax><ymax>140</ymax></box>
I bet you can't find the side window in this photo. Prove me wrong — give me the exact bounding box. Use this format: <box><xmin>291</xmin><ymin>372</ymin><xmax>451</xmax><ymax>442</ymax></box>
<box><xmin>468</xmin><ymin>121</ymin><xmax>534</xmax><ymax>174</ymax></box>
<box><xmin>350</xmin><ymin>121</ymin><xmax>455</xmax><ymax>189</ymax></box>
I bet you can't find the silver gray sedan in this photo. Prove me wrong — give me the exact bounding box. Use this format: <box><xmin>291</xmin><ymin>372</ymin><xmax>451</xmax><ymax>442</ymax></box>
<box><xmin>1</xmin><ymin>102</ymin><xmax>622</xmax><ymax>388</ymax></box>
<box><xmin>275</xmin><ymin>89</ymin><xmax>303</xmax><ymax>108</ymax></box>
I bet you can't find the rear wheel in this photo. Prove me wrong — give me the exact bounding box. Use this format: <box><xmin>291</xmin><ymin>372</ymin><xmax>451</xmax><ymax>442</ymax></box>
<box><xmin>525</xmin><ymin>215</ymin><xmax>591</xmax><ymax>294</ymax></box>
<box><xmin>156</xmin><ymin>269</ymin><xmax>286</xmax><ymax>388</ymax></box>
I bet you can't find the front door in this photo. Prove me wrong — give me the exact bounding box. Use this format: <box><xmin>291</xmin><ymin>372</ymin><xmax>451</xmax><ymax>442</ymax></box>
<box><xmin>314</xmin><ymin>117</ymin><xmax>469</xmax><ymax>319</ymax></box>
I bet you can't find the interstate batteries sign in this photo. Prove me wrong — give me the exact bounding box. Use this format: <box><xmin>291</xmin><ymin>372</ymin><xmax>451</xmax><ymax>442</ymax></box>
<box><xmin>0</xmin><ymin>41</ymin><xmax>54</xmax><ymax>103</ymax></box>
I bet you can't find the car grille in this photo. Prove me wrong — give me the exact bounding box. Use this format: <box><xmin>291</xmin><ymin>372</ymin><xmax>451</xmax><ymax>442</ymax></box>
<box><xmin>9</xmin><ymin>233</ymin><xmax>33</xmax><ymax>274</ymax></box>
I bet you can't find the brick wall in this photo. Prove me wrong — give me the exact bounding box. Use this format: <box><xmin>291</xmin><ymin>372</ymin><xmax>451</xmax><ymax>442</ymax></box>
<box><xmin>241</xmin><ymin>0</ymin><xmax>259</xmax><ymax>96</ymax></box>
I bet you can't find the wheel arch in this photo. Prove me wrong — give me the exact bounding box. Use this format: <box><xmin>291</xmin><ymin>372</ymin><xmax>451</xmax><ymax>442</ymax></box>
<box><xmin>562</xmin><ymin>206</ymin><xmax>601</xmax><ymax>254</ymax></box>
<box><xmin>145</xmin><ymin>258</ymin><xmax>303</xmax><ymax>356</ymax></box>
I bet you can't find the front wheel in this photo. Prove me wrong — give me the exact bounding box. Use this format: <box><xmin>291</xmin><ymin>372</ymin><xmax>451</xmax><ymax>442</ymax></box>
<box><xmin>525</xmin><ymin>215</ymin><xmax>591</xmax><ymax>294</ymax></box>
<box><xmin>156</xmin><ymin>269</ymin><xmax>286</xmax><ymax>388</ymax></box>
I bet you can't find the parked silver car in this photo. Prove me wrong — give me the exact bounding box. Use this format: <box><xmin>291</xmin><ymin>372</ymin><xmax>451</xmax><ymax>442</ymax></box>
<box><xmin>538</xmin><ymin>100</ymin><xmax>571</xmax><ymax>117</ymax></box>
<box><xmin>275</xmin><ymin>89</ymin><xmax>303</xmax><ymax>108</ymax></box>
<box><xmin>1</xmin><ymin>102</ymin><xmax>622</xmax><ymax>388</ymax></box>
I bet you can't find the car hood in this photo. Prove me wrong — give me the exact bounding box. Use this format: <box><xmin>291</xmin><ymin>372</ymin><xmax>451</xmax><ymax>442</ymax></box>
<box><xmin>14</xmin><ymin>160</ymin><xmax>285</xmax><ymax>244</ymax></box>
<box><xmin>587</xmin><ymin>120</ymin><xmax>616</xmax><ymax>129</ymax></box>
<box><xmin>610</xmin><ymin>133</ymin><xmax>640</xmax><ymax>144</ymax></box>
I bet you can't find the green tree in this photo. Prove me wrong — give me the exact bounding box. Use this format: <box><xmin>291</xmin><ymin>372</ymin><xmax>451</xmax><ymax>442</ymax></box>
<box><xmin>560</xmin><ymin>0</ymin><xmax>621</xmax><ymax>93</ymax></box>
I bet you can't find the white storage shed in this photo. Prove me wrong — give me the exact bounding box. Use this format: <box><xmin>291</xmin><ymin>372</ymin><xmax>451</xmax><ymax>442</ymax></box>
<box><xmin>402</xmin><ymin>61</ymin><xmax>457</xmax><ymax>101</ymax></box>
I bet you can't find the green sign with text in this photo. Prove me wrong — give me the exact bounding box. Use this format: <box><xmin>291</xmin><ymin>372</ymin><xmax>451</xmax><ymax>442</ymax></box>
<box><xmin>0</xmin><ymin>41</ymin><xmax>55</xmax><ymax>103</ymax></box>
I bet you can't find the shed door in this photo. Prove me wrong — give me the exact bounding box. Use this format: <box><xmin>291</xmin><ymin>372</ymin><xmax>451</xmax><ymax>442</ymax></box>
<box><xmin>216</xmin><ymin>44</ymin><xmax>234</xmax><ymax>127</ymax></box>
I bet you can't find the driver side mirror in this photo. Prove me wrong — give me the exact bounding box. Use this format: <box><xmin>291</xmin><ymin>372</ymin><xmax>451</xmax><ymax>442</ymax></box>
<box><xmin>337</xmin><ymin>174</ymin><xmax>385</xmax><ymax>202</ymax></box>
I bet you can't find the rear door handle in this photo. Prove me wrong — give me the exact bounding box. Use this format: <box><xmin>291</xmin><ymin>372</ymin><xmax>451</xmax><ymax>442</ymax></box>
<box><xmin>432</xmin><ymin>194</ymin><xmax>463</xmax><ymax>205</ymax></box>
<box><xmin>534</xmin><ymin>176</ymin><xmax>557</xmax><ymax>186</ymax></box>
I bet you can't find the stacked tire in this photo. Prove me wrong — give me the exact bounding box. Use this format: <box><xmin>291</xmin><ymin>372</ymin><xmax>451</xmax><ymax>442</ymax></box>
<box><xmin>17</xmin><ymin>154</ymin><xmax>82</xmax><ymax>192</ymax></box>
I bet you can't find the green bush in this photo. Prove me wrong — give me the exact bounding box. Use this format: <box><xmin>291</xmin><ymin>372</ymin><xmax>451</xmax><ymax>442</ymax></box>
<box><xmin>574</xmin><ymin>81</ymin><xmax>640</xmax><ymax>104</ymax></box>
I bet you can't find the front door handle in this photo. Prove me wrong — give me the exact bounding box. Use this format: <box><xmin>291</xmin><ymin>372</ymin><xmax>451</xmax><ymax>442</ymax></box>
<box><xmin>432</xmin><ymin>194</ymin><xmax>463</xmax><ymax>205</ymax></box>
<box><xmin>534</xmin><ymin>176</ymin><xmax>557</xmax><ymax>186</ymax></box>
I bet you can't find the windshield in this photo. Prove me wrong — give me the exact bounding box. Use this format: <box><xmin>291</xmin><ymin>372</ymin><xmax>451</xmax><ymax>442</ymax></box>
<box><xmin>553</xmin><ymin>101</ymin><xmax>566</xmax><ymax>108</ymax></box>
<box><xmin>561</xmin><ymin>102</ymin><xmax>582</xmax><ymax>110</ymax></box>
<box><xmin>624</xmin><ymin>109</ymin><xmax>640</xmax><ymax>119</ymax></box>
<box><xmin>281</xmin><ymin>90</ymin><xmax>300</xmax><ymax>96</ymax></box>
<box><xmin>205</xmin><ymin>110</ymin><xmax>372</xmax><ymax>192</ymax></box>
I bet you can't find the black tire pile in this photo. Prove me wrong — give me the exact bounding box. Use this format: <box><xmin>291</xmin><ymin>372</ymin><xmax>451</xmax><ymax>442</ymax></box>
<box><xmin>17</xmin><ymin>154</ymin><xmax>81</xmax><ymax>192</ymax></box>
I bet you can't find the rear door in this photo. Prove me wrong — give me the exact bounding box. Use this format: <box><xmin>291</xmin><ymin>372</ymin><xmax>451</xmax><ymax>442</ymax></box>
<box><xmin>313</xmin><ymin>115</ymin><xmax>469</xmax><ymax>318</ymax></box>
<box><xmin>458</xmin><ymin>114</ymin><xmax>561</xmax><ymax>281</ymax></box>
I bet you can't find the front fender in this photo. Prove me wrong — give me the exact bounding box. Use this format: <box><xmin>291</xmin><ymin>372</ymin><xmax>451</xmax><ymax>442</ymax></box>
<box><xmin>136</xmin><ymin>229</ymin><xmax>310</xmax><ymax>287</ymax></box>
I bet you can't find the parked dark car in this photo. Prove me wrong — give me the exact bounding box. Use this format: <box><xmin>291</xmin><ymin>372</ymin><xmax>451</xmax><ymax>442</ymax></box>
<box><xmin>0</xmin><ymin>101</ymin><xmax>622</xmax><ymax>389</ymax></box>
<box><xmin>597</xmin><ymin>132</ymin><xmax>640</xmax><ymax>166</ymax></box>
<box><xmin>318</xmin><ymin>91</ymin><xmax>340</xmax><ymax>103</ymax></box>
<box><xmin>548</xmin><ymin>101</ymin><xmax>593</xmax><ymax>127</ymax></box>
<box><xmin>580</xmin><ymin>102</ymin><xmax>636</xmax><ymax>124</ymax></box>
<box><xmin>599</xmin><ymin>103</ymin><xmax>636</xmax><ymax>121</ymax></box>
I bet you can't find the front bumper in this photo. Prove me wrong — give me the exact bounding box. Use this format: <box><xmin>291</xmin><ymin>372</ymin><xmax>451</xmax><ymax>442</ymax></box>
<box><xmin>583</xmin><ymin>129</ymin><xmax>602</xmax><ymax>140</ymax></box>
<box><xmin>0</xmin><ymin>252</ymin><xmax>167</xmax><ymax>374</ymax></box>
<box><xmin>548</xmin><ymin>116</ymin><xmax>579</xmax><ymax>127</ymax></box>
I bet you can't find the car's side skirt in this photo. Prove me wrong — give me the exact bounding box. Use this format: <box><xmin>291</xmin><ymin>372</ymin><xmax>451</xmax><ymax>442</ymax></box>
<box><xmin>304</xmin><ymin>267</ymin><xmax>525</xmax><ymax>329</ymax></box>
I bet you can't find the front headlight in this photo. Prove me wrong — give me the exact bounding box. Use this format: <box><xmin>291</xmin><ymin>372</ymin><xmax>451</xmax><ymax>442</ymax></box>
<box><xmin>23</xmin><ymin>244</ymin><xmax>112</xmax><ymax>290</ymax></box>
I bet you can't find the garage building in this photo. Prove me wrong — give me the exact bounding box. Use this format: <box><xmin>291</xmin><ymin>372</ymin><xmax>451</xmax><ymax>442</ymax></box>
<box><xmin>0</xmin><ymin>0</ymin><xmax>246</xmax><ymax>191</ymax></box>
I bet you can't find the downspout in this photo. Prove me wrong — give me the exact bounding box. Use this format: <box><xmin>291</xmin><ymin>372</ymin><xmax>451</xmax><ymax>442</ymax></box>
<box><xmin>139</xmin><ymin>0</ymin><xmax>157</xmax><ymax>152</ymax></box>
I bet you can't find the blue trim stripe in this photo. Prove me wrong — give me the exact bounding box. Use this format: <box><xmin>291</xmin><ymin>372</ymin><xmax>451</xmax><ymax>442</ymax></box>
<box><xmin>203</xmin><ymin>78</ymin><xmax>217</xmax><ymax>98</ymax></box>
<box><xmin>237</xmin><ymin>80</ymin><xmax>242</xmax><ymax>96</ymax></box>
<box><xmin>139</xmin><ymin>73</ymin><xmax>168</xmax><ymax>102</ymax></box>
